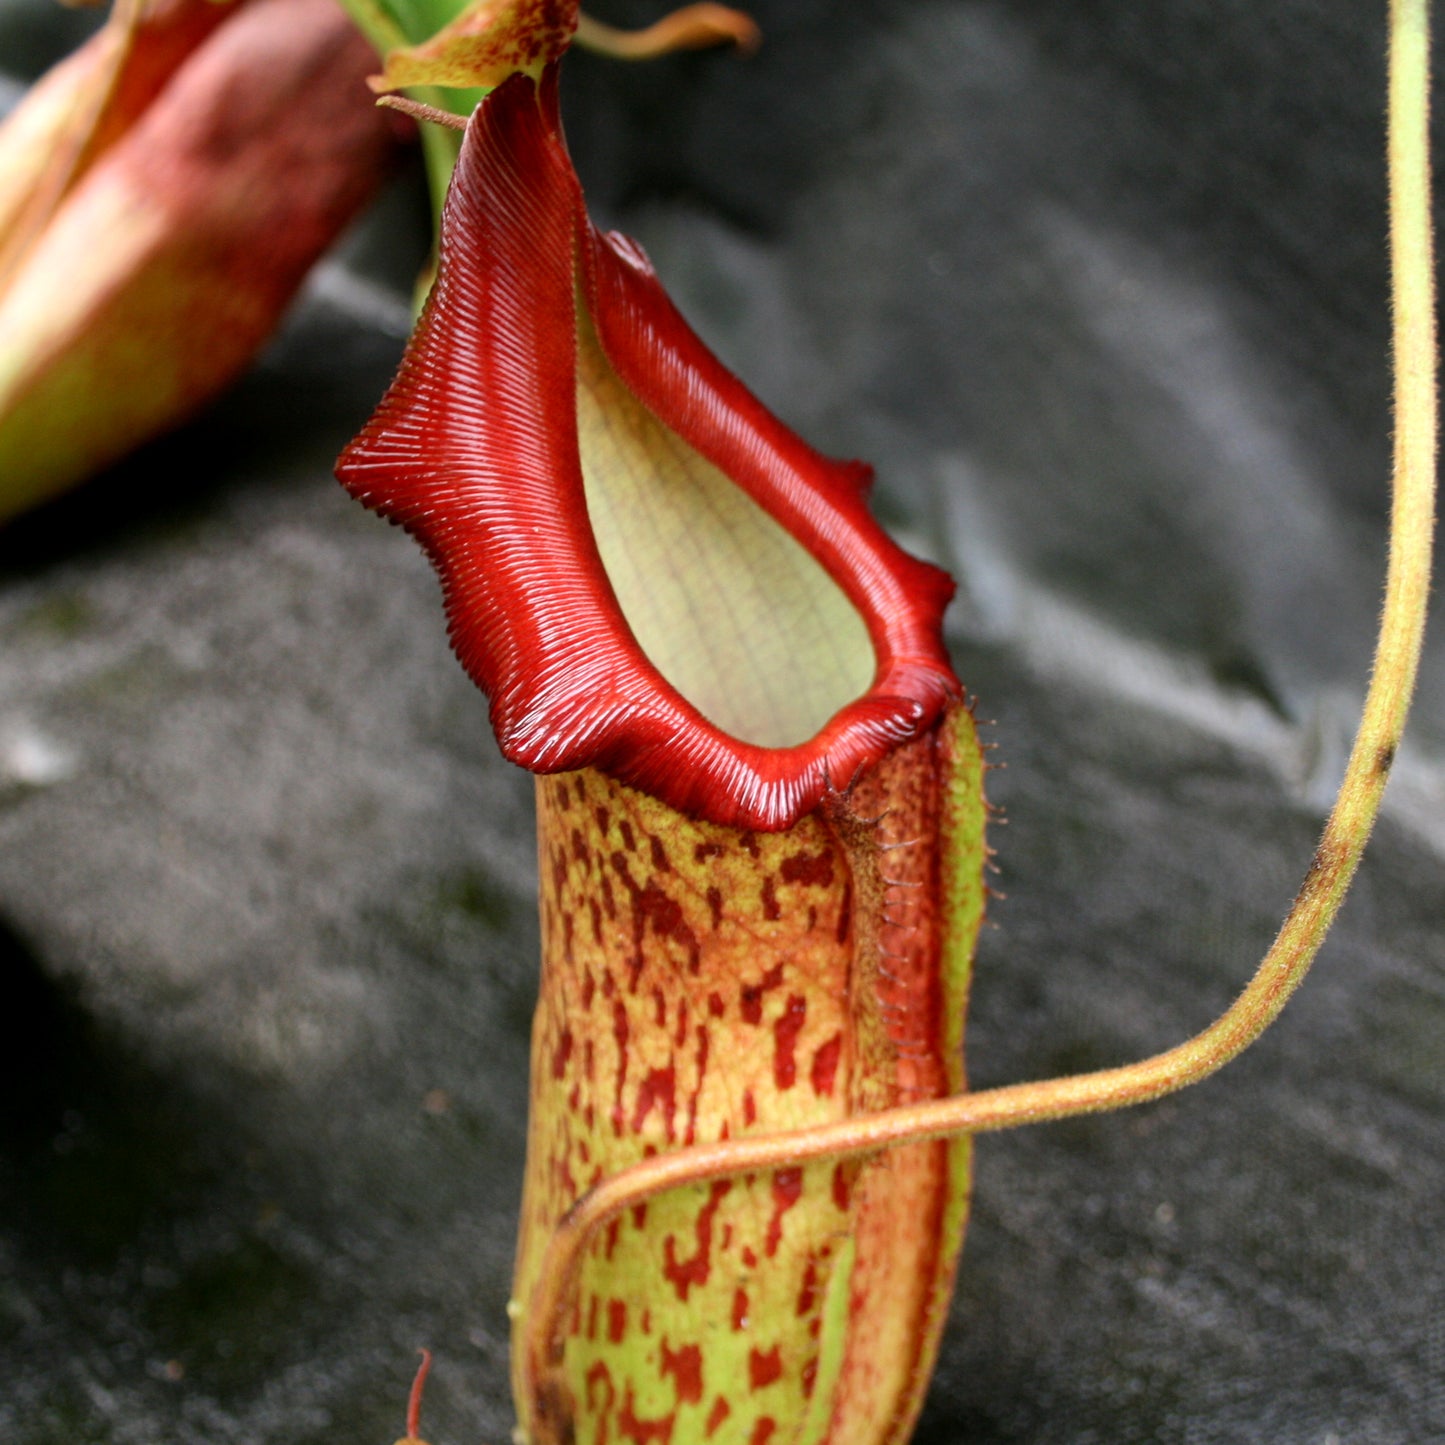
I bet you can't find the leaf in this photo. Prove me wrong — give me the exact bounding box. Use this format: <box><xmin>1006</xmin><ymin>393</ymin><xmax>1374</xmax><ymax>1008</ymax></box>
<box><xmin>366</xmin><ymin>0</ymin><xmax>578</xmax><ymax>93</ymax></box>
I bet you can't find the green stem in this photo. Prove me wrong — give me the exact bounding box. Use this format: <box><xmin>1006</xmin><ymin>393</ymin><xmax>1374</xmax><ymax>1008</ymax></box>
<box><xmin>521</xmin><ymin>0</ymin><xmax>1437</xmax><ymax>1391</ymax></box>
<box><xmin>414</xmin><ymin>93</ymin><xmax>467</xmax><ymax>218</ymax></box>
<box><xmin>327</xmin><ymin>0</ymin><xmax>477</xmax><ymax>231</ymax></box>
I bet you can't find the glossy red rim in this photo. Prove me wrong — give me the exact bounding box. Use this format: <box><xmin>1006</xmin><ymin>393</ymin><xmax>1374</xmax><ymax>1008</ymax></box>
<box><xmin>337</xmin><ymin>65</ymin><xmax>958</xmax><ymax>831</ymax></box>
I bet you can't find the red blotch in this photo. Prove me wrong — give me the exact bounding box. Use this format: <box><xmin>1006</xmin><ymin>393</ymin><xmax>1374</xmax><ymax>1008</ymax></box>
<box><xmin>618</xmin><ymin>1385</ymin><xmax>674</xmax><ymax>1445</ymax></box>
<box><xmin>660</xmin><ymin>1340</ymin><xmax>704</xmax><ymax>1404</ymax></box>
<box><xmin>750</xmin><ymin>1417</ymin><xmax>776</xmax><ymax>1445</ymax></box>
<box><xmin>607</xmin><ymin>1298</ymin><xmax>627</xmax><ymax>1343</ymax></box>
<box><xmin>748</xmin><ymin>1345</ymin><xmax>783</xmax><ymax>1390</ymax></box>
<box><xmin>742</xmin><ymin>1090</ymin><xmax>757</xmax><ymax>1126</ymax></box>
<box><xmin>631</xmin><ymin>1066</ymin><xmax>678</xmax><ymax>1142</ymax></box>
<box><xmin>650</xmin><ymin>835</ymin><xmax>671</xmax><ymax>872</ymax></box>
<box><xmin>801</xmin><ymin>1358</ymin><xmax>818</xmax><ymax>1399</ymax></box>
<box><xmin>694</xmin><ymin>841</ymin><xmax>724</xmax><ymax>864</ymax></box>
<box><xmin>831</xmin><ymin>1162</ymin><xmax>852</xmax><ymax>1212</ymax></box>
<box><xmin>615</xmin><ymin>857</ymin><xmax>702</xmax><ymax>976</ymax></box>
<box><xmin>765</xmin><ymin>1168</ymin><xmax>803</xmax><ymax>1257</ymax></box>
<box><xmin>731</xmin><ymin>1287</ymin><xmax>749</xmax><ymax>1331</ymax></box>
<box><xmin>836</xmin><ymin>880</ymin><xmax>853</xmax><ymax>944</ymax></box>
<box><xmin>780</xmin><ymin>849</ymin><xmax>834</xmax><ymax>888</ymax></box>
<box><xmin>706</xmin><ymin>885</ymin><xmax>723</xmax><ymax>930</ymax></box>
<box><xmin>643</xmin><ymin>882</ymin><xmax>683</xmax><ymax>939</ymax></box>
<box><xmin>810</xmin><ymin>1032</ymin><xmax>842</xmax><ymax>1097</ymax></box>
<box><xmin>704</xmin><ymin>1397</ymin><xmax>731</xmax><ymax>1438</ymax></box>
<box><xmin>552</xmin><ymin>1027</ymin><xmax>574</xmax><ymax>1080</ymax></box>
<box><xmin>772</xmin><ymin>994</ymin><xmax>807</xmax><ymax>1090</ymax></box>
<box><xmin>662</xmin><ymin>1179</ymin><xmax>732</xmax><ymax>1301</ymax></box>
<box><xmin>796</xmin><ymin>1259</ymin><xmax>818</xmax><ymax>1316</ymax></box>
<box><xmin>741</xmin><ymin>1246</ymin><xmax>757</xmax><ymax>1268</ymax></box>
<box><xmin>620</xmin><ymin>820</ymin><xmax>636</xmax><ymax>853</ymax></box>
<box><xmin>611</xmin><ymin>999</ymin><xmax>631</xmax><ymax>1136</ymax></box>
<box><xmin>707</xmin><ymin>992</ymin><xmax>725</xmax><ymax>1018</ymax></box>
<box><xmin>657</xmin><ymin>893</ymin><xmax>700</xmax><ymax>972</ymax></box>
<box><xmin>586</xmin><ymin>1360</ymin><xmax>615</xmax><ymax>1418</ymax></box>
<box><xmin>740</xmin><ymin>963</ymin><xmax>785</xmax><ymax>1025</ymax></box>
<box><xmin>686</xmin><ymin>1025</ymin><xmax>708</xmax><ymax>1145</ymax></box>
<box><xmin>582</xmin><ymin>969</ymin><xmax>597</xmax><ymax>1011</ymax></box>
<box><xmin>760</xmin><ymin>876</ymin><xmax>781</xmax><ymax>921</ymax></box>
<box><xmin>555</xmin><ymin>1153</ymin><xmax>577</xmax><ymax>1198</ymax></box>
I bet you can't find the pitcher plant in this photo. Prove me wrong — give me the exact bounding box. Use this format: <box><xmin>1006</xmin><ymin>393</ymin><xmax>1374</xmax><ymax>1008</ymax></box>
<box><xmin>327</xmin><ymin>1</ymin><xmax>1436</xmax><ymax>1442</ymax></box>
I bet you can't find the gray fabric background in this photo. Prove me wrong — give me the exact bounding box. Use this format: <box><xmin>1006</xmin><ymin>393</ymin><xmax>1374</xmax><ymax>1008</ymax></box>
<box><xmin>1</xmin><ymin>1</ymin><xmax>1441</xmax><ymax>1441</ymax></box>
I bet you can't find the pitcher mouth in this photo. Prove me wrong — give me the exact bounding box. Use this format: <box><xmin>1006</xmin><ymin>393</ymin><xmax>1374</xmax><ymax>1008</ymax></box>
<box><xmin>336</xmin><ymin>64</ymin><xmax>958</xmax><ymax>831</ymax></box>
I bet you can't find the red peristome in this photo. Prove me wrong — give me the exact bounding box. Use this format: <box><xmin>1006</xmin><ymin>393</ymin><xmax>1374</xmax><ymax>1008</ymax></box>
<box><xmin>336</xmin><ymin>64</ymin><xmax>958</xmax><ymax>831</ymax></box>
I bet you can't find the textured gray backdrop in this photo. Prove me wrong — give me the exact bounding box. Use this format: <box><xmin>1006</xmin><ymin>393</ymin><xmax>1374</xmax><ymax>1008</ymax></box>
<box><xmin>1</xmin><ymin>1</ymin><xmax>1441</xmax><ymax>1441</ymax></box>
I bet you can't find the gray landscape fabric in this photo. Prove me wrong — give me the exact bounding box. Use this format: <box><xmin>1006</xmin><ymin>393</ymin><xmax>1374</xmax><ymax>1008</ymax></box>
<box><xmin>1</xmin><ymin>2</ymin><xmax>1441</xmax><ymax>1441</ymax></box>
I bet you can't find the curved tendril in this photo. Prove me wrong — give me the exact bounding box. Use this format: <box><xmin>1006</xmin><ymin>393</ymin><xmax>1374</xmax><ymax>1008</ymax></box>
<box><xmin>573</xmin><ymin>5</ymin><xmax>761</xmax><ymax>60</ymax></box>
<box><xmin>522</xmin><ymin>0</ymin><xmax>1437</xmax><ymax>1408</ymax></box>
